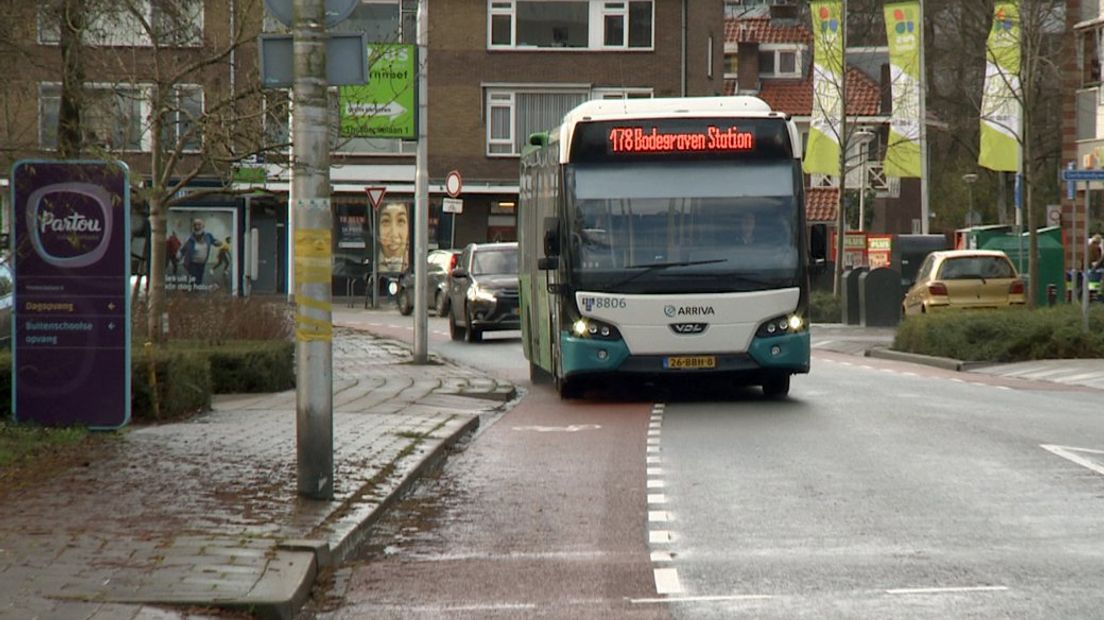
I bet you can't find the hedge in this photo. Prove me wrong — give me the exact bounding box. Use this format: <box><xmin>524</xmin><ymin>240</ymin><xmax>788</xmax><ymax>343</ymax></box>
<box><xmin>0</xmin><ymin>340</ymin><xmax>294</xmax><ymax>423</ymax></box>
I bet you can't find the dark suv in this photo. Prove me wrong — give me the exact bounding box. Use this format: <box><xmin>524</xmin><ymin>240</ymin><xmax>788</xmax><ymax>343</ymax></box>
<box><xmin>446</xmin><ymin>242</ymin><xmax>520</xmax><ymax>342</ymax></box>
<box><xmin>395</xmin><ymin>249</ymin><xmax>460</xmax><ymax>316</ymax></box>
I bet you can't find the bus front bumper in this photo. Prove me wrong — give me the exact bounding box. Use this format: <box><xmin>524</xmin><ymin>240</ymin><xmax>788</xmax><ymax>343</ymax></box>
<box><xmin>559</xmin><ymin>331</ymin><xmax>810</xmax><ymax>379</ymax></box>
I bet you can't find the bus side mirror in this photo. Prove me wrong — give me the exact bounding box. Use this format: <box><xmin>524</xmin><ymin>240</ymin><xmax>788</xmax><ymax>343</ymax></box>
<box><xmin>543</xmin><ymin>217</ymin><xmax>561</xmax><ymax>257</ymax></box>
<box><xmin>538</xmin><ymin>257</ymin><xmax>559</xmax><ymax>271</ymax></box>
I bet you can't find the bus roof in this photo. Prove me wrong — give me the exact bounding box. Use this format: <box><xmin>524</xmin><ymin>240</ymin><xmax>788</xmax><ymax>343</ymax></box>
<box><xmin>549</xmin><ymin>96</ymin><xmax>795</xmax><ymax>163</ymax></box>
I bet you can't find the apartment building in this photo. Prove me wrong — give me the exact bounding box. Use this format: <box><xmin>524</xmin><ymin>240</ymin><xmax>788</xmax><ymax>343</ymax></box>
<box><xmin>1</xmin><ymin>1</ymin><xmax>727</xmax><ymax>296</ymax></box>
<box><xmin>1068</xmin><ymin>0</ymin><xmax>1103</xmax><ymax>268</ymax></box>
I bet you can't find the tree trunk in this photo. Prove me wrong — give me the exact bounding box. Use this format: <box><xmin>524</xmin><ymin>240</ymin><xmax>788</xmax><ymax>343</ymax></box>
<box><xmin>57</xmin><ymin>0</ymin><xmax>85</xmax><ymax>158</ymax></box>
<box><xmin>146</xmin><ymin>94</ymin><xmax>168</xmax><ymax>342</ymax></box>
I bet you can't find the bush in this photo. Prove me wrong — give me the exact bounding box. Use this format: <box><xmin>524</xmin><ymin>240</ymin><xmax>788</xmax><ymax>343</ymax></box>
<box><xmin>131</xmin><ymin>348</ymin><xmax>211</xmax><ymax>421</ymax></box>
<box><xmin>131</xmin><ymin>294</ymin><xmax>293</xmax><ymax>343</ymax></box>
<box><xmin>894</xmin><ymin>305</ymin><xmax>1104</xmax><ymax>362</ymax></box>
<box><xmin>171</xmin><ymin>340</ymin><xmax>295</xmax><ymax>394</ymax></box>
<box><xmin>809</xmin><ymin>290</ymin><xmax>842</xmax><ymax>324</ymax></box>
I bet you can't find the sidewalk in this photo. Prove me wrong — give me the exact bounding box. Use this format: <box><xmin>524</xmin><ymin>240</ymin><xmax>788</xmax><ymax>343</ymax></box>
<box><xmin>812</xmin><ymin>323</ymin><xmax>1104</xmax><ymax>390</ymax></box>
<box><xmin>0</xmin><ymin>326</ymin><xmax>516</xmax><ymax>620</ymax></box>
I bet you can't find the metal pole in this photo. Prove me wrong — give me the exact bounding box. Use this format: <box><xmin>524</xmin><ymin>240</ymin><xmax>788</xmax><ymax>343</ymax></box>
<box><xmin>858</xmin><ymin>147</ymin><xmax>866</xmax><ymax>232</ymax></box>
<box><xmin>1083</xmin><ymin>183</ymin><xmax>1091</xmax><ymax>333</ymax></box>
<box><xmin>834</xmin><ymin>0</ymin><xmax>848</xmax><ymax>295</ymax></box>
<box><xmin>371</xmin><ymin>206</ymin><xmax>379</xmax><ymax>309</ymax></box>
<box><xmin>918</xmin><ymin>0</ymin><xmax>929</xmax><ymax>234</ymax></box>
<box><xmin>413</xmin><ymin>0</ymin><xmax>429</xmax><ymax>364</ymax></box>
<box><xmin>292</xmin><ymin>0</ymin><xmax>333</xmax><ymax>500</ymax></box>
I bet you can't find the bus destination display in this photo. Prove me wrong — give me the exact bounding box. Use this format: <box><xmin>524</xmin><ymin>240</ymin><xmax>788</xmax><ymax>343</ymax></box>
<box><xmin>571</xmin><ymin>117</ymin><xmax>793</xmax><ymax>163</ymax></box>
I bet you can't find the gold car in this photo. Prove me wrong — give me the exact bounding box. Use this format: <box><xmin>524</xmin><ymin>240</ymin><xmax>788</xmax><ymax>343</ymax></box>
<box><xmin>902</xmin><ymin>249</ymin><xmax>1025</xmax><ymax>316</ymax></box>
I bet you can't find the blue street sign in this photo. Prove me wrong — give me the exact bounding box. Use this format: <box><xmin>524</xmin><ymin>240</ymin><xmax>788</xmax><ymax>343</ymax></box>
<box><xmin>1067</xmin><ymin>162</ymin><xmax>1076</xmax><ymax>200</ymax></box>
<box><xmin>1062</xmin><ymin>168</ymin><xmax>1104</xmax><ymax>182</ymax></box>
<box><xmin>1014</xmin><ymin>173</ymin><xmax>1022</xmax><ymax>211</ymax></box>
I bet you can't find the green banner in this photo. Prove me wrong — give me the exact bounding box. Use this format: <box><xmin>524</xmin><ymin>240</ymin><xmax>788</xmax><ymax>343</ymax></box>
<box><xmin>804</xmin><ymin>1</ymin><xmax>844</xmax><ymax>176</ymax></box>
<box><xmin>339</xmin><ymin>44</ymin><xmax>416</xmax><ymax>139</ymax></box>
<box><xmin>979</xmin><ymin>2</ymin><xmax>1021</xmax><ymax>172</ymax></box>
<box><xmin>882</xmin><ymin>2</ymin><xmax>922</xmax><ymax>178</ymax></box>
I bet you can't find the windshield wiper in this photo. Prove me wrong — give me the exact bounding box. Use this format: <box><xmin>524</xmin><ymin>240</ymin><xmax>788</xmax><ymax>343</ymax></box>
<box><xmin>608</xmin><ymin>259</ymin><xmax>728</xmax><ymax>290</ymax></box>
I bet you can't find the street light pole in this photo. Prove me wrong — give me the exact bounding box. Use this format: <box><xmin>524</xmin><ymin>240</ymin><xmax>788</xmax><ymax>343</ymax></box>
<box><xmin>853</xmin><ymin>129</ymin><xmax>875</xmax><ymax>232</ymax></box>
<box><xmin>963</xmin><ymin>173</ymin><xmax>978</xmax><ymax>229</ymax></box>
<box><xmin>292</xmin><ymin>0</ymin><xmax>333</xmax><ymax>500</ymax></box>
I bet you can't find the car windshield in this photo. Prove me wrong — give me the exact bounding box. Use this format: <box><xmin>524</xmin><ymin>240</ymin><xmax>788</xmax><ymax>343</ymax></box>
<box><xmin>939</xmin><ymin>256</ymin><xmax>1015</xmax><ymax>280</ymax></box>
<box><xmin>566</xmin><ymin>161</ymin><xmax>799</xmax><ymax>294</ymax></box>
<box><xmin>472</xmin><ymin>248</ymin><xmax>518</xmax><ymax>275</ymax></box>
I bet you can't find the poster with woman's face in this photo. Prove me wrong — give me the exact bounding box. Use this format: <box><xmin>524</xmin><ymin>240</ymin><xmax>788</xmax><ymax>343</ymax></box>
<box><xmin>377</xmin><ymin>202</ymin><xmax>410</xmax><ymax>273</ymax></box>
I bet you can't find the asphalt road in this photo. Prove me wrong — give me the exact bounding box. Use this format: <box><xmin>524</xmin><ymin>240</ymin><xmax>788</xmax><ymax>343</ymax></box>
<box><xmin>316</xmin><ymin>308</ymin><xmax>1104</xmax><ymax>619</ymax></box>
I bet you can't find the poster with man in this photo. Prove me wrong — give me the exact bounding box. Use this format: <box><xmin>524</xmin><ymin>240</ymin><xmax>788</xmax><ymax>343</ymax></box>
<box><xmin>166</xmin><ymin>207</ymin><xmax>237</xmax><ymax>294</ymax></box>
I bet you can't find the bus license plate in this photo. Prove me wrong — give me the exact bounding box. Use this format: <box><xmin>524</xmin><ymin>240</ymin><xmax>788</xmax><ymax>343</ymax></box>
<box><xmin>664</xmin><ymin>356</ymin><xmax>716</xmax><ymax>370</ymax></box>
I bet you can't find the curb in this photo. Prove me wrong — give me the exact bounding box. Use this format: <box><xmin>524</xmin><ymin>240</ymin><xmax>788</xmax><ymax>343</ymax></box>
<box><xmin>243</xmin><ymin>414</ymin><xmax>479</xmax><ymax>620</ymax></box>
<box><xmin>865</xmin><ymin>346</ymin><xmax>967</xmax><ymax>371</ymax></box>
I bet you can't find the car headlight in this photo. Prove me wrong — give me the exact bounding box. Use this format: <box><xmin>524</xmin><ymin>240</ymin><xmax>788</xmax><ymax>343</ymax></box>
<box><xmin>467</xmin><ymin>283</ymin><xmax>497</xmax><ymax>302</ymax></box>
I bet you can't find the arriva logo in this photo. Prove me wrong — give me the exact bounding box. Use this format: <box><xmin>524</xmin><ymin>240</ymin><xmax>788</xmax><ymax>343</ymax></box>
<box><xmin>664</xmin><ymin>305</ymin><xmax>715</xmax><ymax>317</ymax></box>
<box><xmin>26</xmin><ymin>183</ymin><xmax>113</xmax><ymax>269</ymax></box>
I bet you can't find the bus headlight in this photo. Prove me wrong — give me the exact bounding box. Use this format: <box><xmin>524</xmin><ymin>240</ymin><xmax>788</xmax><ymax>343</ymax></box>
<box><xmin>756</xmin><ymin>313</ymin><xmax>807</xmax><ymax>338</ymax></box>
<box><xmin>570</xmin><ymin>318</ymin><xmax>621</xmax><ymax>340</ymax></box>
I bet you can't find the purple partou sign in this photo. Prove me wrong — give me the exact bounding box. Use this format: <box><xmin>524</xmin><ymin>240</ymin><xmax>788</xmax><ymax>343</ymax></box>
<box><xmin>12</xmin><ymin>161</ymin><xmax>131</xmax><ymax>429</ymax></box>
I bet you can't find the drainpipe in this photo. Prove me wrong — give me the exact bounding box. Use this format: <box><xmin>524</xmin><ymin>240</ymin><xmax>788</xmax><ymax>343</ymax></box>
<box><xmin>681</xmin><ymin>0</ymin><xmax>688</xmax><ymax>96</ymax></box>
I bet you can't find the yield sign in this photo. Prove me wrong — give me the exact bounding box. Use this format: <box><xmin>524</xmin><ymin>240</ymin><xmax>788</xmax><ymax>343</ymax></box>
<box><xmin>365</xmin><ymin>186</ymin><xmax>387</xmax><ymax>210</ymax></box>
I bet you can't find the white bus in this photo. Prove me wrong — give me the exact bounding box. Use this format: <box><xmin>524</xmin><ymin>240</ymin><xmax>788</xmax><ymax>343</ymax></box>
<box><xmin>518</xmin><ymin>97</ymin><xmax>810</xmax><ymax>399</ymax></box>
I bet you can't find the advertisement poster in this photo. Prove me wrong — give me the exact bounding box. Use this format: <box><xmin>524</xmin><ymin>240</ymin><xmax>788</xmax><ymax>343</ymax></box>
<box><xmin>337</xmin><ymin>205</ymin><xmax>367</xmax><ymax>249</ymax></box>
<box><xmin>166</xmin><ymin>207</ymin><xmax>237</xmax><ymax>295</ymax></box>
<box><xmin>12</xmin><ymin>160</ymin><xmax>130</xmax><ymax>428</ymax></box>
<box><xmin>377</xmin><ymin>201</ymin><xmax>410</xmax><ymax>274</ymax></box>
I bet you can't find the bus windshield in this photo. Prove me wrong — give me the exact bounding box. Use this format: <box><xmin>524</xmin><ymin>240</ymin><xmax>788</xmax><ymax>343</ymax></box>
<box><xmin>566</xmin><ymin>161</ymin><xmax>800</xmax><ymax>294</ymax></box>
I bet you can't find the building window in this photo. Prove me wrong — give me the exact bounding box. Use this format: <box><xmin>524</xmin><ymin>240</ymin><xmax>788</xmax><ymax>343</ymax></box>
<box><xmin>165</xmin><ymin>85</ymin><xmax>204</xmax><ymax>152</ymax></box>
<box><xmin>591</xmin><ymin>87</ymin><xmax>653</xmax><ymax>100</ymax></box>
<box><xmin>488</xmin><ymin>0</ymin><xmax>653</xmax><ymax>50</ymax></box>
<box><xmin>485</xmin><ymin>87</ymin><xmax>591</xmax><ymax>156</ymax></box>
<box><xmin>38</xmin><ymin>0</ymin><xmax>203</xmax><ymax>47</ymax></box>
<box><xmin>758</xmin><ymin>45</ymin><xmax>801</xmax><ymax>78</ymax></box>
<box><xmin>39</xmin><ymin>83</ymin><xmax>146</xmax><ymax>151</ymax></box>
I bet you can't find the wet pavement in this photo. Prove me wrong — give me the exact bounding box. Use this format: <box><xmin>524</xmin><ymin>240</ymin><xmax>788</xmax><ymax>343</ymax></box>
<box><xmin>0</xmin><ymin>326</ymin><xmax>515</xmax><ymax>620</ymax></box>
<box><xmin>2</xmin><ymin>319</ymin><xmax>1102</xmax><ymax>620</ymax></box>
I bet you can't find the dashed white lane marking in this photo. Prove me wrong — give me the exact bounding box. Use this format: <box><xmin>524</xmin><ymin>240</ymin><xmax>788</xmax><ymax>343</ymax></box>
<box><xmin>646</xmin><ymin>456</ymin><xmax>662</xmax><ymax>464</ymax></box>
<box><xmin>650</xmin><ymin>551</ymin><xmax>674</xmax><ymax>563</ymax></box>
<box><xmin>653</xmin><ymin>568</ymin><xmax>684</xmax><ymax>594</ymax></box>
<box><xmin>648</xmin><ymin>402</ymin><xmax>683</xmax><ymax>594</ymax></box>
<box><xmin>649</xmin><ymin>530</ymin><xmax>673</xmax><ymax>544</ymax></box>
<box><xmin>631</xmin><ymin>594</ymin><xmax>773</xmax><ymax>604</ymax></box>
<box><xmin>886</xmin><ymin>586</ymin><xmax>1009</xmax><ymax>595</ymax></box>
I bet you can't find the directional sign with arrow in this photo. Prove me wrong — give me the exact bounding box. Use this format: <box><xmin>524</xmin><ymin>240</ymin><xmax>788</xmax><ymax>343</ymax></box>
<box><xmin>339</xmin><ymin>44</ymin><xmax>417</xmax><ymax>139</ymax></box>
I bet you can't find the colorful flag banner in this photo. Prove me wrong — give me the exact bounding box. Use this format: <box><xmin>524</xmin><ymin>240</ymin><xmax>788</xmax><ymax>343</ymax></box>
<box><xmin>804</xmin><ymin>1</ymin><xmax>845</xmax><ymax>176</ymax></box>
<box><xmin>882</xmin><ymin>2</ymin><xmax>922</xmax><ymax>178</ymax></box>
<box><xmin>979</xmin><ymin>2</ymin><xmax>1021</xmax><ymax>172</ymax></box>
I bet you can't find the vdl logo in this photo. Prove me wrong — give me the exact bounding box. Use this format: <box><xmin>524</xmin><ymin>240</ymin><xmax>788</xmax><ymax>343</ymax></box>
<box><xmin>663</xmin><ymin>305</ymin><xmax>677</xmax><ymax>318</ymax></box>
<box><xmin>892</xmin><ymin>8</ymin><xmax>915</xmax><ymax>34</ymax></box>
<box><xmin>818</xmin><ymin>6</ymin><xmax>839</xmax><ymax>35</ymax></box>
<box><xmin>583</xmin><ymin>297</ymin><xmax>596</xmax><ymax>312</ymax></box>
